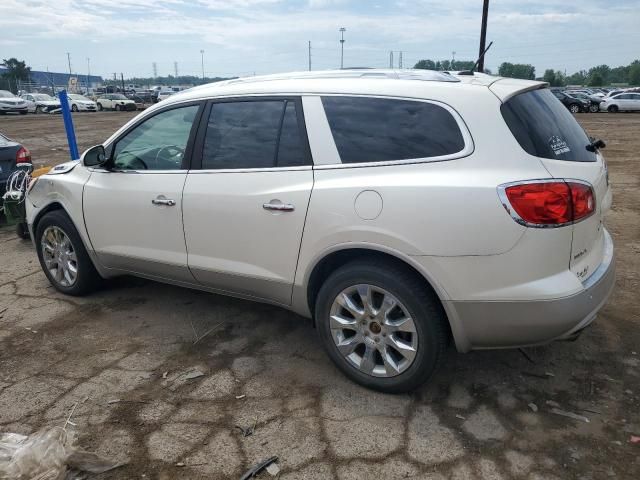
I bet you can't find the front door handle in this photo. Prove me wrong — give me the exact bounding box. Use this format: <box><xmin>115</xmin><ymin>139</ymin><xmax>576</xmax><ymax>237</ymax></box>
<box><xmin>152</xmin><ymin>196</ymin><xmax>176</xmax><ymax>206</ymax></box>
<box><xmin>263</xmin><ymin>200</ymin><xmax>295</xmax><ymax>212</ymax></box>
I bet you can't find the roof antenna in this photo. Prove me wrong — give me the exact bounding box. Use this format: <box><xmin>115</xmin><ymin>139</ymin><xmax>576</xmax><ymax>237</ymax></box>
<box><xmin>459</xmin><ymin>41</ymin><xmax>493</xmax><ymax>76</ymax></box>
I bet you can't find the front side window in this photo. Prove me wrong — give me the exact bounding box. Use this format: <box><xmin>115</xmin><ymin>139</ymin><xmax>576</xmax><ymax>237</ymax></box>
<box><xmin>112</xmin><ymin>104</ymin><xmax>199</xmax><ymax>170</ymax></box>
<box><xmin>321</xmin><ymin>96</ymin><xmax>466</xmax><ymax>164</ymax></box>
<box><xmin>202</xmin><ymin>99</ymin><xmax>308</xmax><ymax>170</ymax></box>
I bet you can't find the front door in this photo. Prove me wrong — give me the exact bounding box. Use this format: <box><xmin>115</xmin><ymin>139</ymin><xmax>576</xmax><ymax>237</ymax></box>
<box><xmin>84</xmin><ymin>102</ymin><xmax>202</xmax><ymax>282</ymax></box>
<box><xmin>183</xmin><ymin>98</ymin><xmax>313</xmax><ymax>305</ymax></box>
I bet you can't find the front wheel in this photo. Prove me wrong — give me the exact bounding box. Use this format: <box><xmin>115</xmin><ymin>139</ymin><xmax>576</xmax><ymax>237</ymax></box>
<box><xmin>115</xmin><ymin>104</ymin><xmax>121</xmax><ymax>111</ymax></box>
<box><xmin>97</xmin><ymin>103</ymin><xmax>103</xmax><ymax>111</ymax></box>
<box><xmin>315</xmin><ymin>260</ymin><xmax>448</xmax><ymax>393</ymax></box>
<box><xmin>589</xmin><ymin>104</ymin><xmax>599</xmax><ymax>113</ymax></box>
<box><xmin>35</xmin><ymin>106</ymin><xmax>42</xmax><ymax>114</ymax></box>
<box><xmin>72</xmin><ymin>104</ymin><xmax>78</xmax><ymax>112</ymax></box>
<box><xmin>608</xmin><ymin>105</ymin><xmax>619</xmax><ymax>113</ymax></box>
<box><xmin>569</xmin><ymin>104</ymin><xmax>581</xmax><ymax>114</ymax></box>
<box><xmin>35</xmin><ymin>210</ymin><xmax>102</xmax><ymax>296</ymax></box>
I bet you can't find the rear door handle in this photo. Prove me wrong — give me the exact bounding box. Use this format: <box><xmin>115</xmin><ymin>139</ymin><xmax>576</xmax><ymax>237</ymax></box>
<box><xmin>152</xmin><ymin>196</ymin><xmax>176</xmax><ymax>206</ymax></box>
<box><xmin>263</xmin><ymin>201</ymin><xmax>295</xmax><ymax>212</ymax></box>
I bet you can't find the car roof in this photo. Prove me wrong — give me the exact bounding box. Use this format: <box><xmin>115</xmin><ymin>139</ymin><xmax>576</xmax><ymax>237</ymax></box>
<box><xmin>158</xmin><ymin>69</ymin><xmax>546</xmax><ymax>107</ymax></box>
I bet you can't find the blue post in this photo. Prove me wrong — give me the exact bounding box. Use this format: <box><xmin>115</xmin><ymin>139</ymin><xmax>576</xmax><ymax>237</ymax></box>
<box><xmin>58</xmin><ymin>90</ymin><xmax>80</xmax><ymax>161</ymax></box>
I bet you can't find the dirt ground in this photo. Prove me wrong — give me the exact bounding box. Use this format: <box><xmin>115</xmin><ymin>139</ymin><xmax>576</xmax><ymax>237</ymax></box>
<box><xmin>0</xmin><ymin>112</ymin><xmax>638</xmax><ymax>479</ymax></box>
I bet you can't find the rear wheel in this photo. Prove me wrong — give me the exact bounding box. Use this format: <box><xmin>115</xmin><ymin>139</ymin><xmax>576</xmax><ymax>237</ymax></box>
<box><xmin>569</xmin><ymin>104</ymin><xmax>581</xmax><ymax>114</ymax></box>
<box><xmin>608</xmin><ymin>104</ymin><xmax>619</xmax><ymax>113</ymax></box>
<box><xmin>315</xmin><ymin>260</ymin><xmax>448</xmax><ymax>393</ymax></box>
<box><xmin>35</xmin><ymin>210</ymin><xmax>102</xmax><ymax>296</ymax></box>
<box><xmin>71</xmin><ymin>104</ymin><xmax>78</xmax><ymax>112</ymax></box>
<box><xmin>115</xmin><ymin>104</ymin><xmax>121</xmax><ymax>111</ymax></box>
<box><xmin>589</xmin><ymin>104</ymin><xmax>599</xmax><ymax>113</ymax></box>
<box><xmin>97</xmin><ymin>103</ymin><xmax>103</xmax><ymax>111</ymax></box>
<box><xmin>35</xmin><ymin>106</ymin><xmax>42</xmax><ymax>114</ymax></box>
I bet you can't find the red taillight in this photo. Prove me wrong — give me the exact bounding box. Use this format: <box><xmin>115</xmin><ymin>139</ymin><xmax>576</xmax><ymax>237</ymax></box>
<box><xmin>500</xmin><ymin>181</ymin><xmax>595</xmax><ymax>227</ymax></box>
<box><xmin>16</xmin><ymin>146</ymin><xmax>31</xmax><ymax>164</ymax></box>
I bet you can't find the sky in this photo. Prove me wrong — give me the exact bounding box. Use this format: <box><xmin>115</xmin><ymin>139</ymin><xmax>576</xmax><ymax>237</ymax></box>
<box><xmin>1</xmin><ymin>0</ymin><xmax>638</xmax><ymax>80</ymax></box>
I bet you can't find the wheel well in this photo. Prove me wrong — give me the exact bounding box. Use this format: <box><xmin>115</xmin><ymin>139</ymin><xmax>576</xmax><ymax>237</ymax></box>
<box><xmin>306</xmin><ymin>248</ymin><xmax>451</xmax><ymax>335</ymax></box>
<box><xmin>32</xmin><ymin>202</ymin><xmax>64</xmax><ymax>235</ymax></box>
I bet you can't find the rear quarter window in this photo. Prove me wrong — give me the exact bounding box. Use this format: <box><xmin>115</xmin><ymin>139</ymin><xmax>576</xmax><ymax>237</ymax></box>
<box><xmin>321</xmin><ymin>96</ymin><xmax>466</xmax><ymax>164</ymax></box>
<box><xmin>501</xmin><ymin>89</ymin><xmax>597</xmax><ymax>162</ymax></box>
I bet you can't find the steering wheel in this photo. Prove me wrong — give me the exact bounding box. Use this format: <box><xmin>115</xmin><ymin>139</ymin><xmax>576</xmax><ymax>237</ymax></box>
<box><xmin>155</xmin><ymin>145</ymin><xmax>185</xmax><ymax>167</ymax></box>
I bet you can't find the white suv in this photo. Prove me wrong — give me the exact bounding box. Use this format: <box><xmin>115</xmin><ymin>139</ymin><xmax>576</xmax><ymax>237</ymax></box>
<box><xmin>26</xmin><ymin>70</ymin><xmax>615</xmax><ymax>392</ymax></box>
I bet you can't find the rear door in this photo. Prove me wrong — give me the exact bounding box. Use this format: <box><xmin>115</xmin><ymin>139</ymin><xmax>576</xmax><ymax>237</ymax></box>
<box><xmin>629</xmin><ymin>93</ymin><xmax>640</xmax><ymax>111</ymax></box>
<box><xmin>183</xmin><ymin>97</ymin><xmax>313</xmax><ymax>305</ymax></box>
<box><xmin>500</xmin><ymin>88</ymin><xmax>610</xmax><ymax>282</ymax></box>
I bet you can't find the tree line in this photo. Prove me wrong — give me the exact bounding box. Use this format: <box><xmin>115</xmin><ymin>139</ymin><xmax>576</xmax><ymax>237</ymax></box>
<box><xmin>414</xmin><ymin>58</ymin><xmax>640</xmax><ymax>86</ymax></box>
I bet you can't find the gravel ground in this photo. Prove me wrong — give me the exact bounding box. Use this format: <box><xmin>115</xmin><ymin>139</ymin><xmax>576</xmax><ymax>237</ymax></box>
<box><xmin>0</xmin><ymin>112</ymin><xmax>638</xmax><ymax>479</ymax></box>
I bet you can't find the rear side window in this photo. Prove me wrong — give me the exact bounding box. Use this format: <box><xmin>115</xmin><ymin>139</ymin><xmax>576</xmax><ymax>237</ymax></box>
<box><xmin>202</xmin><ymin>99</ymin><xmax>309</xmax><ymax>170</ymax></box>
<box><xmin>321</xmin><ymin>96</ymin><xmax>465</xmax><ymax>164</ymax></box>
<box><xmin>501</xmin><ymin>89</ymin><xmax>597</xmax><ymax>162</ymax></box>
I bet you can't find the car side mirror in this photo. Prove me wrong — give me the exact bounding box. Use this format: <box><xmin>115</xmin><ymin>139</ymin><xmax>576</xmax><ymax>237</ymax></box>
<box><xmin>82</xmin><ymin>144</ymin><xmax>107</xmax><ymax>167</ymax></box>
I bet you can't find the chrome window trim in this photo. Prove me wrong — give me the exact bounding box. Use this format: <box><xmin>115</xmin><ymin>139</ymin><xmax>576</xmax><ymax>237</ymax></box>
<box><xmin>188</xmin><ymin>165</ymin><xmax>313</xmax><ymax>174</ymax></box>
<box><xmin>497</xmin><ymin>178</ymin><xmax>596</xmax><ymax>229</ymax></box>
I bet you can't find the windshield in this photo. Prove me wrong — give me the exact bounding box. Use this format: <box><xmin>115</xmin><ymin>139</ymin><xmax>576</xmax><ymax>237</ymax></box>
<box><xmin>69</xmin><ymin>94</ymin><xmax>88</xmax><ymax>100</ymax></box>
<box><xmin>33</xmin><ymin>94</ymin><xmax>55</xmax><ymax>101</ymax></box>
<box><xmin>112</xmin><ymin>94</ymin><xmax>127</xmax><ymax>100</ymax></box>
<box><xmin>501</xmin><ymin>88</ymin><xmax>597</xmax><ymax>162</ymax></box>
<box><xmin>0</xmin><ymin>90</ymin><xmax>16</xmax><ymax>98</ymax></box>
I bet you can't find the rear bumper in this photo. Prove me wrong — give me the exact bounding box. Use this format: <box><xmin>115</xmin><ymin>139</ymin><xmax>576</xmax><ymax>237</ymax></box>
<box><xmin>447</xmin><ymin>229</ymin><xmax>615</xmax><ymax>352</ymax></box>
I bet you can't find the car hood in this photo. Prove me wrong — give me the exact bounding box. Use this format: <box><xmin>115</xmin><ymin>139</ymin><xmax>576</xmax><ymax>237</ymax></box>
<box><xmin>0</xmin><ymin>98</ymin><xmax>26</xmax><ymax>104</ymax></box>
<box><xmin>38</xmin><ymin>101</ymin><xmax>61</xmax><ymax>106</ymax></box>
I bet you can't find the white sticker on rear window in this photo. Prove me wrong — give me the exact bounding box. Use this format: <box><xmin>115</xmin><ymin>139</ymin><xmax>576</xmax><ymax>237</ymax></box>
<box><xmin>549</xmin><ymin>135</ymin><xmax>570</xmax><ymax>156</ymax></box>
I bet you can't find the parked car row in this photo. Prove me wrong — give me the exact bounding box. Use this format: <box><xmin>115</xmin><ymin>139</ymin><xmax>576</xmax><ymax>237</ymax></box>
<box><xmin>552</xmin><ymin>86</ymin><xmax>640</xmax><ymax>113</ymax></box>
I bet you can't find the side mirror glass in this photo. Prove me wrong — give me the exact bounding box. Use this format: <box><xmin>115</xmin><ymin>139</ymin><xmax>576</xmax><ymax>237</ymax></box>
<box><xmin>82</xmin><ymin>144</ymin><xmax>107</xmax><ymax>167</ymax></box>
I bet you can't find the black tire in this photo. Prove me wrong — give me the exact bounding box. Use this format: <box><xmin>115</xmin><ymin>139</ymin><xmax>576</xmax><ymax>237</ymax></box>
<box><xmin>608</xmin><ymin>105</ymin><xmax>619</xmax><ymax>113</ymax></box>
<box><xmin>97</xmin><ymin>103</ymin><xmax>103</xmax><ymax>111</ymax></box>
<box><xmin>569</xmin><ymin>103</ymin><xmax>581</xmax><ymax>114</ymax></box>
<box><xmin>35</xmin><ymin>106</ymin><xmax>42</xmax><ymax>114</ymax></box>
<box><xmin>35</xmin><ymin>210</ymin><xmax>102</xmax><ymax>296</ymax></box>
<box><xmin>19</xmin><ymin>111</ymin><xmax>28</xmax><ymax>115</ymax></box>
<box><xmin>115</xmin><ymin>104</ymin><xmax>121</xmax><ymax>111</ymax></box>
<box><xmin>589</xmin><ymin>104</ymin><xmax>599</xmax><ymax>113</ymax></box>
<box><xmin>315</xmin><ymin>260</ymin><xmax>448</xmax><ymax>393</ymax></box>
<box><xmin>71</xmin><ymin>104</ymin><xmax>78</xmax><ymax>112</ymax></box>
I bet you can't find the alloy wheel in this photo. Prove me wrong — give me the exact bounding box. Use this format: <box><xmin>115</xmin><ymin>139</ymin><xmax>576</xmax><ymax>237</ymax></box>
<box><xmin>329</xmin><ymin>284</ymin><xmax>418</xmax><ymax>378</ymax></box>
<box><xmin>41</xmin><ymin>226</ymin><xmax>78</xmax><ymax>287</ymax></box>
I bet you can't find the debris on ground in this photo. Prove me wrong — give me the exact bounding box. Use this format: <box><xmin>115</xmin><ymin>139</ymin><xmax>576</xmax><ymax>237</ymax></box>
<box><xmin>0</xmin><ymin>427</ymin><xmax>124</xmax><ymax>479</ymax></box>
<box><xmin>235</xmin><ymin>395</ymin><xmax>246</xmax><ymax>400</ymax></box>
<box><xmin>455</xmin><ymin>414</ymin><xmax>465</xmax><ymax>420</ymax></box>
<box><xmin>630</xmin><ymin>435</ymin><xmax>640</xmax><ymax>444</ymax></box>
<box><xmin>265</xmin><ymin>461</ymin><xmax>280</xmax><ymax>476</ymax></box>
<box><xmin>235</xmin><ymin>417</ymin><xmax>257</xmax><ymax>438</ymax></box>
<box><xmin>239</xmin><ymin>456</ymin><xmax>278</xmax><ymax>480</ymax></box>
<box><xmin>183</xmin><ymin>368</ymin><xmax>205</xmax><ymax>380</ymax></box>
<box><xmin>550</xmin><ymin>408</ymin><xmax>590</xmax><ymax>423</ymax></box>
<box><xmin>546</xmin><ymin>400</ymin><xmax>561</xmax><ymax>408</ymax></box>
<box><xmin>528</xmin><ymin>402</ymin><xmax>539</xmax><ymax>413</ymax></box>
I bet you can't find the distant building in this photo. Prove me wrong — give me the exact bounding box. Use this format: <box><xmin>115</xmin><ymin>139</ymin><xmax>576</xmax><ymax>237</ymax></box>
<box><xmin>0</xmin><ymin>67</ymin><xmax>103</xmax><ymax>92</ymax></box>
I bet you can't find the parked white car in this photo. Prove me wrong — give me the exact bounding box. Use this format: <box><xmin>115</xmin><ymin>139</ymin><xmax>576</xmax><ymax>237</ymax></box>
<box><xmin>95</xmin><ymin>94</ymin><xmax>136</xmax><ymax>111</ymax></box>
<box><xmin>600</xmin><ymin>92</ymin><xmax>640</xmax><ymax>112</ymax></box>
<box><xmin>26</xmin><ymin>70</ymin><xmax>615</xmax><ymax>392</ymax></box>
<box><xmin>67</xmin><ymin>94</ymin><xmax>97</xmax><ymax>112</ymax></box>
<box><xmin>0</xmin><ymin>90</ymin><xmax>29</xmax><ymax>114</ymax></box>
<box><xmin>20</xmin><ymin>93</ymin><xmax>61</xmax><ymax>114</ymax></box>
<box><xmin>156</xmin><ymin>90</ymin><xmax>175</xmax><ymax>102</ymax></box>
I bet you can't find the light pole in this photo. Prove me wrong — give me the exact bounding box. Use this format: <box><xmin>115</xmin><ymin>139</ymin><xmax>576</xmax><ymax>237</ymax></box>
<box><xmin>200</xmin><ymin>50</ymin><xmax>205</xmax><ymax>82</ymax></box>
<box><xmin>339</xmin><ymin>27</ymin><xmax>346</xmax><ymax>69</ymax></box>
<box><xmin>86</xmin><ymin>58</ymin><xmax>90</xmax><ymax>94</ymax></box>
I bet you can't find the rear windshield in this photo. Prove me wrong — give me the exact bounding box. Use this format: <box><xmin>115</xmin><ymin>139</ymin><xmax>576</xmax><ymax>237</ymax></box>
<box><xmin>501</xmin><ymin>89</ymin><xmax>597</xmax><ymax>162</ymax></box>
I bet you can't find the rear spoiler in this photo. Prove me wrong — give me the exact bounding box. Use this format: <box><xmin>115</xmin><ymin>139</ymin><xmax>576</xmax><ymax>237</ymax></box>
<box><xmin>489</xmin><ymin>78</ymin><xmax>549</xmax><ymax>103</ymax></box>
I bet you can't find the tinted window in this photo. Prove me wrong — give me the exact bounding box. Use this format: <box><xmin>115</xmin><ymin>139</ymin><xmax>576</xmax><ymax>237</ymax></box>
<box><xmin>501</xmin><ymin>89</ymin><xmax>597</xmax><ymax>162</ymax></box>
<box><xmin>321</xmin><ymin>96</ymin><xmax>465</xmax><ymax>164</ymax></box>
<box><xmin>202</xmin><ymin>100</ymin><xmax>309</xmax><ymax>170</ymax></box>
<box><xmin>112</xmin><ymin>104</ymin><xmax>199</xmax><ymax>170</ymax></box>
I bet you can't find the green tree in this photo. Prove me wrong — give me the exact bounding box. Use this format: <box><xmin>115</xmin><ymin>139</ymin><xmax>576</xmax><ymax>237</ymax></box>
<box><xmin>499</xmin><ymin>62</ymin><xmax>535</xmax><ymax>80</ymax></box>
<box><xmin>543</xmin><ymin>69</ymin><xmax>556</xmax><ymax>85</ymax></box>
<box><xmin>588</xmin><ymin>73</ymin><xmax>604</xmax><ymax>86</ymax></box>
<box><xmin>414</xmin><ymin>59</ymin><xmax>436</xmax><ymax>70</ymax></box>
<box><xmin>1</xmin><ymin>58</ymin><xmax>31</xmax><ymax>93</ymax></box>
<box><xmin>566</xmin><ymin>70</ymin><xmax>587</xmax><ymax>86</ymax></box>
<box><xmin>587</xmin><ymin>64</ymin><xmax>610</xmax><ymax>85</ymax></box>
<box><xmin>629</xmin><ymin>61</ymin><xmax>640</xmax><ymax>86</ymax></box>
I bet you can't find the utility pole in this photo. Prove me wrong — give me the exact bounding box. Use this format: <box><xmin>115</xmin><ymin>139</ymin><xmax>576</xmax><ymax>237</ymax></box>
<box><xmin>389</xmin><ymin>51</ymin><xmax>394</xmax><ymax>68</ymax></box>
<box><xmin>174</xmin><ymin>61</ymin><xmax>178</xmax><ymax>78</ymax></box>
<box><xmin>121</xmin><ymin>73</ymin><xmax>125</xmax><ymax>93</ymax></box>
<box><xmin>452</xmin><ymin>51</ymin><xmax>456</xmax><ymax>70</ymax></box>
<box><xmin>399</xmin><ymin>51</ymin><xmax>403</xmax><ymax>69</ymax></box>
<box><xmin>86</xmin><ymin>58</ymin><xmax>90</xmax><ymax>94</ymax></box>
<box><xmin>308</xmin><ymin>41</ymin><xmax>312</xmax><ymax>71</ymax></box>
<box><xmin>339</xmin><ymin>27</ymin><xmax>346</xmax><ymax>69</ymax></box>
<box><xmin>200</xmin><ymin>50</ymin><xmax>205</xmax><ymax>82</ymax></box>
<box><xmin>478</xmin><ymin>0</ymin><xmax>490</xmax><ymax>73</ymax></box>
<box><xmin>66</xmin><ymin>52</ymin><xmax>72</xmax><ymax>75</ymax></box>
<box><xmin>152</xmin><ymin>62</ymin><xmax>158</xmax><ymax>79</ymax></box>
